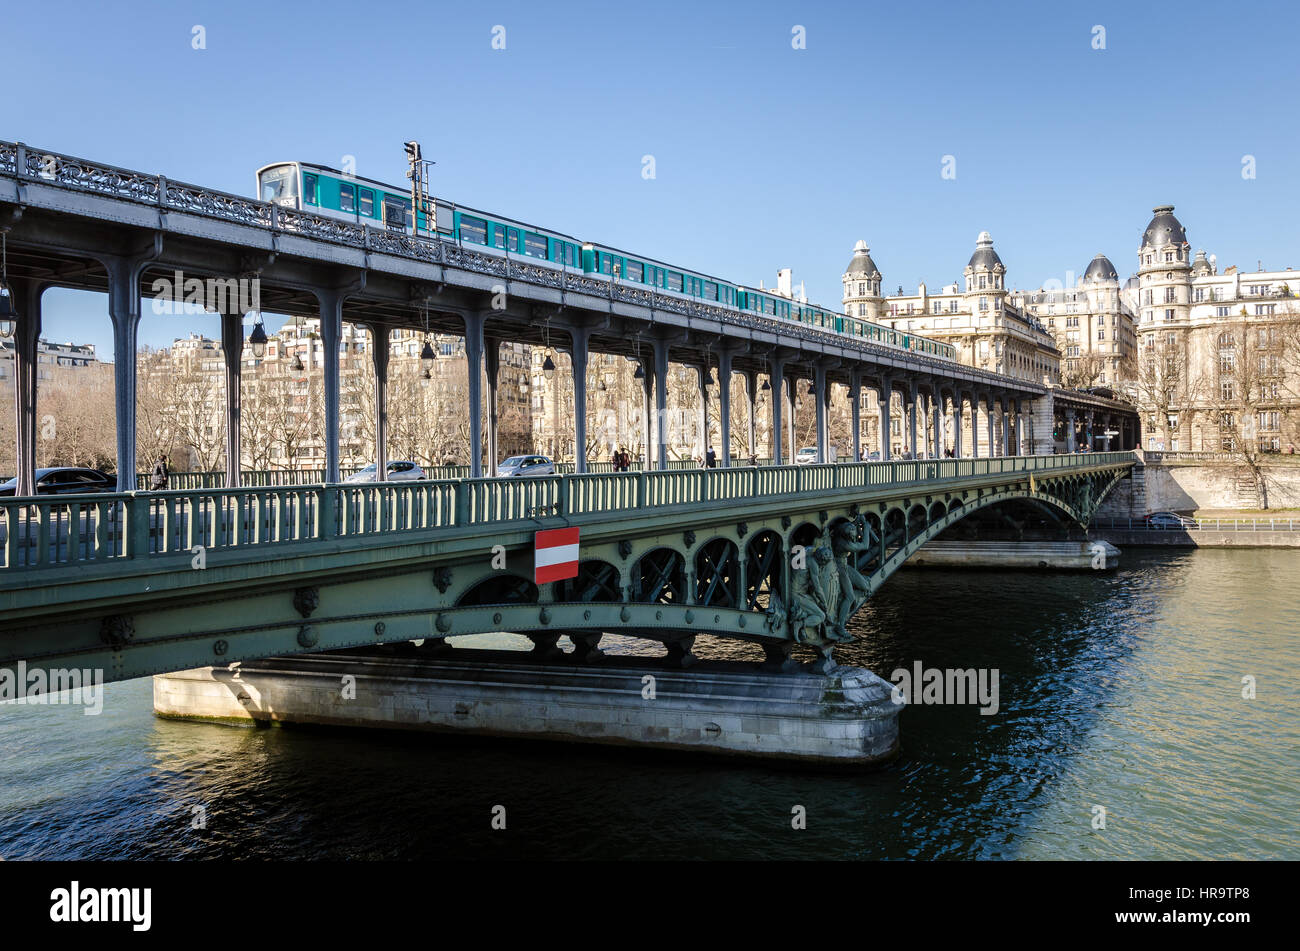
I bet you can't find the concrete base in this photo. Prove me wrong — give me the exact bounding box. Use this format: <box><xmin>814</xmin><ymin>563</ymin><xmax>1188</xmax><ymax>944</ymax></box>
<box><xmin>906</xmin><ymin>539</ymin><xmax>1120</xmax><ymax>570</ymax></box>
<box><xmin>153</xmin><ymin>650</ymin><xmax>903</xmax><ymax>767</ymax></box>
<box><xmin>1088</xmin><ymin>528</ymin><xmax>1300</xmax><ymax>548</ymax></box>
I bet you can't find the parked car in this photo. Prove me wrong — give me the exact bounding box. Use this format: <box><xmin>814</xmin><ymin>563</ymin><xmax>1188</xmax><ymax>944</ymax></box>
<box><xmin>497</xmin><ymin>455</ymin><xmax>555</xmax><ymax>477</ymax></box>
<box><xmin>794</xmin><ymin>447</ymin><xmax>818</xmax><ymax>465</ymax></box>
<box><xmin>0</xmin><ymin>467</ymin><xmax>115</xmax><ymax>497</ymax></box>
<box><xmin>344</xmin><ymin>461</ymin><xmax>425</xmax><ymax>484</ymax></box>
<box><xmin>1144</xmin><ymin>511</ymin><xmax>1197</xmax><ymax>529</ymax></box>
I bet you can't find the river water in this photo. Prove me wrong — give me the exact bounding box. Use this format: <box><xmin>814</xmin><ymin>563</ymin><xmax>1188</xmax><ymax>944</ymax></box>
<box><xmin>1</xmin><ymin>548</ymin><xmax>1296</xmax><ymax>860</ymax></box>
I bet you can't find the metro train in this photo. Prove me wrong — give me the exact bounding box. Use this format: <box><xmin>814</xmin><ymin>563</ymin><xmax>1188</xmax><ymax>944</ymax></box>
<box><xmin>255</xmin><ymin>161</ymin><xmax>956</xmax><ymax>361</ymax></box>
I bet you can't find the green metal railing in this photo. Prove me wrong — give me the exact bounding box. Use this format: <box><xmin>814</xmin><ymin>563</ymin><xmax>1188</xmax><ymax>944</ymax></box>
<box><xmin>0</xmin><ymin>452</ymin><xmax>1134</xmax><ymax>571</ymax></box>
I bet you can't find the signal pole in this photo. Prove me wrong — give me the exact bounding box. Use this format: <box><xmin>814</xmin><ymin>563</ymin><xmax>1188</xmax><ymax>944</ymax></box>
<box><xmin>404</xmin><ymin>140</ymin><xmax>435</xmax><ymax>235</ymax></box>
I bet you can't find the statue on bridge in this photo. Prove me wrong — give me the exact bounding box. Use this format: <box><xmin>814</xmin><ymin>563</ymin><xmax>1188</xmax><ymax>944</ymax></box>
<box><xmin>773</xmin><ymin>535</ymin><xmax>858</xmax><ymax>646</ymax></box>
<box><xmin>830</xmin><ymin>516</ymin><xmax>875</xmax><ymax>635</ymax></box>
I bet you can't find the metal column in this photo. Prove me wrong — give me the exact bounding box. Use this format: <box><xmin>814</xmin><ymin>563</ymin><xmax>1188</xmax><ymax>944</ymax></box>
<box><xmin>220</xmin><ymin>312</ymin><xmax>244</xmax><ymax>487</ymax></box>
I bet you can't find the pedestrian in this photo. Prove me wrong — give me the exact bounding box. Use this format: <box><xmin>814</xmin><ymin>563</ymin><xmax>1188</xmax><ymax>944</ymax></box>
<box><xmin>150</xmin><ymin>453</ymin><xmax>169</xmax><ymax>490</ymax></box>
<box><xmin>706</xmin><ymin>446</ymin><xmax>716</xmax><ymax>469</ymax></box>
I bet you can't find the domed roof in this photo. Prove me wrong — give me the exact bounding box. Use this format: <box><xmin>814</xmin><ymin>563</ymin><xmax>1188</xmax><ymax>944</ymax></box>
<box><xmin>967</xmin><ymin>231</ymin><xmax>1003</xmax><ymax>270</ymax></box>
<box><xmin>844</xmin><ymin>239</ymin><xmax>880</xmax><ymax>279</ymax></box>
<box><xmin>1141</xmin><ymin>205</ymin><xmax>1188</xmax><ymax>249</ymax></box>
<box><xmin>1083</xmin><ymin>253</ymin><xmax>1119</xmax><ymax>283</ymax></box>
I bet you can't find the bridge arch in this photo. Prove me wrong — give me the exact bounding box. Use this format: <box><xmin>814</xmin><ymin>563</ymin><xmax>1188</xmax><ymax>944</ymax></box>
<box><xmin>694</xmin><ymin>537</ymin><xmax>740</xmax><ymax>609</ymax></box>
<box><xmin>457</xmin><ymin>574</ymin><xmax>539</xmax><ymax>607</ymax></box>
<box><xmin>556</xmin><ymin>559</ymin><xmax>623</xmax><ymax>603</ymax></box>
<box><xmin>631</xmin><ymin>548</ymin><xmax>686</xmax><ymax>603</ymax></box>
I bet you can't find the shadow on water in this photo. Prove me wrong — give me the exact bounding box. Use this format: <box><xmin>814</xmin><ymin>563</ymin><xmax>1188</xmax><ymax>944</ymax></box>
<box><xmin>1</xmin><ymin>549</ymin><xmax>1296</xmax><ymax>860</ymax></box>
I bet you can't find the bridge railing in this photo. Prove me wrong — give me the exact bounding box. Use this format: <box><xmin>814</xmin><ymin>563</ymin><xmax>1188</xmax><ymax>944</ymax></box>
<box><xmin>0</xmin><ymin>452</ymin><xmax>1134</xmax><ymax>570</ymax></box>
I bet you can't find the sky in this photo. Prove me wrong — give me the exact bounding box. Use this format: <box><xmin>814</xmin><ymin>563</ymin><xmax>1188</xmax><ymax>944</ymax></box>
<box><xmin>5</xmin><ymin>0</ymin><xmax>1298</xmax><ymax>358</ymax></box>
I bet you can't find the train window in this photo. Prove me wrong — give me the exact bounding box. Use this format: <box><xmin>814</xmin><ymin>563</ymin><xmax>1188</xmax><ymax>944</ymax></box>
<box><xmin>259</xmin><ymin>166</ymin><xmax>297</xmax><ymax>202</ymax></box>
<box><xmin>702</xmin><ymin>281</ymin><xmax>717</xmax><ymax>301</ymax></box>
<box><xmin>359</xmin><ymin>188</ymin><xmax>374</xmax><ymax>216</ymax></box>
<box><xmin>524</xmin><ymin>233</ymin><xmax>548</xmax><ymax>258</ymax></box>
<box><xmin>766</xmin><ymin>298</ymin><xmax>776</xmax><ymax>316</ymax></box>
<box><xmin>491</xmin><ymin>224</ymin><xmax>507</xmax><ymax>249</ymax></box>
<box><xmin>339</xmin><ymin>183</ymin><xmax>355</xmax><ymax>213</ymax></box>
<box><xmin>600</xmin><ymin>254</ymin><xmax>622</xmax><ymax>276</ymax></box>
<box><xmin>625</xmin><ymin>260</ymin><xmax>644</xmax><ymax>282</ymax></box>
<box><xmin>665</xmin><ymin>272</ymin><xmax>682</xmax><ymax>292</ymax></box>
<box><xmin>384</xmin><ymin>195</ymin><xmax>412</xmax><ymax>229</ymax></box>
<box><xmin>460</xmin><ymin>216</ymin><xmax>488</xmax><ymax>244</ymax></box>
<box><xmin>507</xmin><ymin>227</ymin><xmax>521</xmax><ymax>251</ymax></box>
<box><xmin>557</xmin><ymin>241</ymin><xmax>577</xmax><ymax>266</ymax></box>
<box><xmin>303</xmin><ymin>174</ymin><xmax>318</xmax><ymax>205</ymax></box>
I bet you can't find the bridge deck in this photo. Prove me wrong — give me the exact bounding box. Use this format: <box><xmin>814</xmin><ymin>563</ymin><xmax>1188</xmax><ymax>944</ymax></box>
<box><xmin>0</xmin><ymin>453</ymin><xmax>1133</xmax><ymax>613</ymax></box>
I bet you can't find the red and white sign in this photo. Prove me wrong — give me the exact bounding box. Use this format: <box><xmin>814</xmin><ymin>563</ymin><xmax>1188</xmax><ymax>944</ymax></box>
<box><xmin>534</xmin><ymin>527</ymin><xmax>580</xmax><ymax>584</ymax></box>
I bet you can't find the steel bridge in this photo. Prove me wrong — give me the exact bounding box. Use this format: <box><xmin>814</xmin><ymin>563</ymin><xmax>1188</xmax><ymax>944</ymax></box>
<box><xmin>0</xmin><ymin>138</ymin><xmax>1138</xmax><ymax>502</ymax></box>
<box><xmin>0</xmin><ymin>452</ymin><xmax>1134</xmax><ymax>681</ymax></box>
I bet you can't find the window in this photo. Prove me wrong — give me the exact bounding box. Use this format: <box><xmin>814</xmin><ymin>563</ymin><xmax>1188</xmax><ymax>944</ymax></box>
<box><xmin>1165</xmin><ymin>309</ymin><xmax>1175</xmax><ymax>322</ymax></box>
<box><xmin>1194</xmin><ymin>287</ymin><xmax>1204</xmax><ymax>302</ymax></box>
<box><xmin>1164</xmin><ymin>287</ymin><xmax>1176</xmax><ymax>303</ymax></box>
<box><xmin>524</xmin><ymin>232</ymin><xmax>548</xmax><ymax>258</ymax></box>
<box><xmin>858</xmin><ymin>282</ymin><xmax>865</xmax><ymax>295</ymax></box>
<box><xmin>1216</xmin><ymin>306</ymin><xmax>1229</xmax><ymax>317</ymax></box>
<box><xmin>979</xmin><ymin>296</ymin><xmax>988</xmax><ymax>311</ymax></box>
<box><xmin>359</xmin><ymin>188</ymin><xmax>374</xmax><ymax>216</ymax></box>
<box><xmin>1098</xmin><ymin>328</ymin><xmax>1106</xmax><ymax>340</ymax></box>
<box><xmin>1221</xmin><ymin>412</ymin><xmax>1235</xmax><ymax>430</ymax></box>
<box><xmin>978</xmin><ymin>275</ymin><xmax>986</xmax><ymax>289</ymax></box>
<box><xmin>1165</xmin><ymin>251</ymin><xmax>1174</xmax><ymax>262</ymax></box>
<box><xmin>1218</xmin><ymin>330</ymin><xmax>1235</xmax><ymax>348</ymax></box>
<box><xmin>667</xmin><ymin>272</ymin><xmax>683</xmax><ymax>293</ymax></box>
<box><xmin>625</xmin><ymin>260</ymin><xmax>644</xmax><ymax>282</ymax></box>
<box><xmin>459</xmin><ymin>215</ymin><xmax>488</xmax><ymax>244</ymax></box>
<box><xmin>1256</xmin><ymin>304</ymin><xmax>1275</xmax><ymax>316</ymax></box>
<box><xmin>1221</xmin><ymin>381</ymin><xmax>1234</xmax><ymax>400</ymax></box>
<box><xmin>339</xmin><ymin>182</ymin><xmax>355</xmax><ymax>213</ymax></box>
<box><xmin>702</xmin><ymin>281</ymin><xmax>717</xmax><ymax>301</ymax></box>
<box><xmin>303</xmin><ymin>173</ymin><xmax>318</xmax><ymax>205</ymax></box>
<box><xmin>491</xmin><ymin>224</ymin><xmax>507</xmax><ymax>249</ymax></box>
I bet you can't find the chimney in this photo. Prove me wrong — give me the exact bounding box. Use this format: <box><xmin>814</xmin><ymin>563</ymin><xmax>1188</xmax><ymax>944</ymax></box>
<box><xmin>777</xmin><ymin>268</ymin><xmax>792</xmax><ymax>298</ymax></box>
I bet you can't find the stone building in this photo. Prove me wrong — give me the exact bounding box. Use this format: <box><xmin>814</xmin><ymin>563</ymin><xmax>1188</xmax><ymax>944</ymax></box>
<box><xmin>1124</xmin><ymin>205</ymin><xmax>1300</xmax><ymax>453</ymax></box>
<box><xmin>847</xmin><ymin>232</ymin><xmax>1061</xmax><ymax>386</ymax></box>
<box><xmin>1011</xmin><ymin>253</ymin><xmax>1137</xmax><ymax>390</ymax></box>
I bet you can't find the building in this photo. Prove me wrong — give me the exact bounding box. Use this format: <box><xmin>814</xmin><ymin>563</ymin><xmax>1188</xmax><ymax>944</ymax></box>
<box><xmin>1124</xmin><ymin>204</ymin><xmax>1300</xmax><ymax>453</ymax></box>
<box><xmin>0</xmin><ymin>337</ymin><xmax>100</xmax><ymax>381</ymax></box>
<box><xmin>846</xmin><ymin>232</ymin><xmax>1061</xmax><ymax>386</ymax></box>
<box><xmin>1011</xmin><ymin>254</ymin><xmax>1137</xmax><ymax>389</ymax></box>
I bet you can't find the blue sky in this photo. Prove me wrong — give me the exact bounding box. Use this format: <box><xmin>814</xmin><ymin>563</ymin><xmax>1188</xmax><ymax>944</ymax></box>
<box><xmin>5</xmin><ymin>0</ymin><xmax>1297</xmax><ymax>357</ymax></box>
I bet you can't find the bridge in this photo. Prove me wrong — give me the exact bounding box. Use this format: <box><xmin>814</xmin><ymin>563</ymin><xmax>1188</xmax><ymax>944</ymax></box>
<box><xmin>0</xmin><ymin>452</ymin><xmax>1133</xmax><ymax>683</ymax></box>
<box><xmin>0</xmin><ymin>140</ymin><xmax>1138</xmax><ymax>759</ymax></box>
<box><xmin>0</xmin><ymin>139</ymin><xmax>1137</xmax><ymax>501</ymax></box>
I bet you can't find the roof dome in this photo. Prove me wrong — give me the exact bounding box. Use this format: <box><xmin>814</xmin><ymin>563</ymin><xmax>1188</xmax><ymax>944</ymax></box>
<box><xmin>1083</xmin><ymin>253</ymin><xmax>1119</xmax><ymax>283</ymax></box>
<box><xmin>1141</xmin><ymin>205</ymin><xmax>1188</xmax><ymax>249</ymax></box>
<box><xmin>844</xmin><ymin>239</ymin><xmax>880</xmax><ymax>279</ymax></box>
<box><xmin>967</xmin><ymin>231</ymin><xmax>1003</xmax><ymax>270</ymax></box>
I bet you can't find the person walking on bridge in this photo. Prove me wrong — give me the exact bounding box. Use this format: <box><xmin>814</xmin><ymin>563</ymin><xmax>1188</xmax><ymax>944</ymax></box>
<box><xmin>149</xmin><ymin>453</ymin><xmax>170</xmax><ymax>490</ymax></box>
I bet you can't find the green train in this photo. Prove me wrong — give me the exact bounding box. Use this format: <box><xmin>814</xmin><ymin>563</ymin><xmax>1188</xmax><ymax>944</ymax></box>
<box><xmin>255</xmin><ymin>161</ymin><xmax>956</xmax><ymax>361</ymax></box>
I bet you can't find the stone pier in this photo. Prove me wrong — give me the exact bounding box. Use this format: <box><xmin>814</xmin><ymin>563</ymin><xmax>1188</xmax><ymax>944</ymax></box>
<box><xmin>906</xmin><ymin>539</ymin><xmax>1120</xmax><ymax>570</ymax></box>
<box><xmin>153</xmin><ymin>649</ymin><xmax>903</xmax><ymax>766</ymax></box>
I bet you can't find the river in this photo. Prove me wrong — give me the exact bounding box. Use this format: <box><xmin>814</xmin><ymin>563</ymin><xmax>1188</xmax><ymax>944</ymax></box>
<box><xmin>1</xmin><ymin>548</ymin><xmax>1296</xmax><ymax>860</ymax></box>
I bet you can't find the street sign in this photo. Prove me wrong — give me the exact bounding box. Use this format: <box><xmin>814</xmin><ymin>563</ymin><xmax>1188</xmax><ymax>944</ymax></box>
<box><xmin>535</xmin><ymin>527</ymin><xmax>580</xmax><ymax>584</ymax></box>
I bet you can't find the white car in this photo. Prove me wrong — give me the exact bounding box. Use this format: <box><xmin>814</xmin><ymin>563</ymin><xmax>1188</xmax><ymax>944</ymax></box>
<box><xmin>497</xmin><ymin>455</ymin><xmax>555</xmax><ymax>477</ymax></box>
<box><xmin>344</xmin><ymin>461</ymin><xmax>425</xmax><ymax>483</ymax></box>
<box><xmin>794</xmin><ymin>447</ymin><xmax>818</xmax><ymax>465</ymax></box>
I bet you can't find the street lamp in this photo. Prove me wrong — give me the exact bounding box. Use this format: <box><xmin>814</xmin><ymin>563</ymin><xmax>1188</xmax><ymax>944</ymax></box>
<box><xmin>249</xmin><ymin>316</ymin><xmax>268</xmax><ymax>358</ymax></box>
<box><xmin>542</xmin><ymin>353</ymin><xmax>556</xmax><ymax>381</ymax></box>
<box><xmin>421</xmin><ymin>336</ymin><xmax>436</xmax><ymax>376</ymax></box>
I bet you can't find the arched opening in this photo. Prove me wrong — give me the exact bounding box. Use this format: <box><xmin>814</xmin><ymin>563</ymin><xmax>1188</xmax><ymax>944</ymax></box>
<box><xmin>555</xmin><ymin>559</ymin><xmax>622</xmax><ymax>602</ymax></box>
<box><xmin>694</xmin><ymin>537</ymin><xmax>739</xmax><ymax>608</ymax></box>
<box><xmin>631</xmin><ymin>548</ymin><xmax>685</xmax><ymax>603</ymax></box>
<box><xmin>456</xmin><ymin>574</ymin><xmax>539</xmax><ymax>606</ymax></box>
<box><xmin>744</xmin><ymin>530</ymin><xmax>782</xmax><ymax>610</ymax></box>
